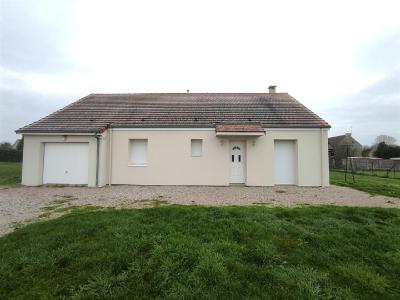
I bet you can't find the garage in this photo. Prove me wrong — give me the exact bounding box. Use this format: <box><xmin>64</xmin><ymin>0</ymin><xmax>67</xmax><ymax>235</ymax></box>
<box><xmin>274</xmin><ymin>140</ymin><xmax>297</xmax><ymax>185</ymax></box>
<box><xmin>43</xmin><ymin>143</ymin><xmax>89</xmax><ymax>185</ymax></box>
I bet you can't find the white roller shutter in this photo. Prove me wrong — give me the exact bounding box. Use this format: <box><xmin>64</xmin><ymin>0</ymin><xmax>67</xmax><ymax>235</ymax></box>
<box><xmin>274</xmin><ymin>140</ymin><xmax>297</xmax><ymax>185</ymax></box>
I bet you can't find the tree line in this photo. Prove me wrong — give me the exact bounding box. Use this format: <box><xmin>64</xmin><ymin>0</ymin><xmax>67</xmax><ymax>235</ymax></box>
<box><xmin>0</xmin><ymin>140</ymin><xmax>23</xmax><ymax>162</ymax></box>
<box><xmin>362</xmin><ymin>135</ymin><xmax>400</xmax><ymax>159</ymax></box>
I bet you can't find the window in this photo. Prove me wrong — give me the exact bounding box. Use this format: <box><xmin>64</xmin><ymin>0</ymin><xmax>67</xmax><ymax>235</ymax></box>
<box><xmin>191</xmin><ymin>139</ymin><xmax>203</xmax><ymax>156</ymax></box>
<box><xmin>129</xmin><ymin>139</ymin><xmax>148</xmax><ymax>165</ymax></box>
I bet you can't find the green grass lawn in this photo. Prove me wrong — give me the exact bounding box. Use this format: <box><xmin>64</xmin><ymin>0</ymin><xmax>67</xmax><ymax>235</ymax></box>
<box><xmin>1</xmin><ymin>206</ymin><xmax>399</xmax><ymax>299</ymax></box>
<box><xmin>0</xmin><ymin>162</ymin><xmax>21</xmax><ymax>186</ymax></box>
<box><xmin>351</xmin><ymin>170</ymin><xmax>400</xmax><ymax>179</ymax></box>
<box><xmin>330</xmin><ymin>170</ymin><xmax>400</xmax><ymax>198</ymax></box>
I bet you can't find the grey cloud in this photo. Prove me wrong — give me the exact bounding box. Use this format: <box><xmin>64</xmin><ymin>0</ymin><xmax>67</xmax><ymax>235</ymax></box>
<box><xmin>0</xmin><ymin>74</ymin><xmax>26</xmax><ymax>89</ymax></box>
<box><xmin>325</xmin><ymin>71</ymin><xmax>400</xmax><ymax>145</ymax></box>
<box><xmin>361</xmin><ymin>69</ymin><xmax>400</xmax><ymax>97</ymax></box>
<box><xmin>0</xmin><ymin>86</ymin><xmax>74</xmax><ymax>142</ymax></box>
<box><xmin>327</xmin><ymin>29</ymin><xmax>400</xmax><ymax>145</ymax></box>
<box><xmin>0</xmin><ymin>0</ymin><xmax>79</xmax><ymax>142</ymax></box>
<box><xmin>0</xmin><ymin>0</ymin><xmax>75</xmax><ymax>73</ymax></box>
<box><xmin>356</xmin><ymin>29</ymin><xmax>400</xmax><ymax>73</ymax></box>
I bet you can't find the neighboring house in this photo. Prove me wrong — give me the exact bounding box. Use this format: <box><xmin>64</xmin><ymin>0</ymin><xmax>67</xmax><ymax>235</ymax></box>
<box><xmin>16</xmin><ymin>88</ymin><xmax>330</xmax><ymax>187</ymax></box>
<box><xmin>328</xmin><ymin>133</ymin><xmax>362</xmax><ymax>168</ymax></box>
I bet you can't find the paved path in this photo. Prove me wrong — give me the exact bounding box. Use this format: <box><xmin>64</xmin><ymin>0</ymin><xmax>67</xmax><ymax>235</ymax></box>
<box><xmin>1</xmin><ymin>185</ymin><xmax>399</xmax><ymax>236</ymax></box>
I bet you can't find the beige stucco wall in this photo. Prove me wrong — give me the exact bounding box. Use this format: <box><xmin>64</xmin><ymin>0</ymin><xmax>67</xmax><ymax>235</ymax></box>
<box><xmin>21</xmin><ymin>128</ymin><xmax>329</xmax><ymax>187</ymax></box>
<box><xmin>98</xmin><ymin>131</ymin><xmax>109</xmax><ymax>187</ymax></box>
<box><xmin>110</xmin><ymin>128</ymin><xmax>329</xmax><ymax>186</ymax></box>
<box><xmin>245</xmin><ymin>129</ymin><xmax>329</xmax><ymax>186</ymax></box>
<box><xmin>110</xmin><ymin>129</ymin><xmax>230</xmax><ymax>185</ymax></box>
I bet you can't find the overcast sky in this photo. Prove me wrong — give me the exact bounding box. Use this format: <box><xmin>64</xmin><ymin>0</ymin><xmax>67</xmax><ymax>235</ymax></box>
<box><xmin>1</xmin><ymin>0</ymin><xmax>399</xmax><ymax>145</ymax></box>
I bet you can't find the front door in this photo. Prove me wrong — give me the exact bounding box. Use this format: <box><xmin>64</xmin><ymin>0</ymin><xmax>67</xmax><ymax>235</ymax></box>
<box><xmin>230</xmin><ymin>141</ymin><xmax>246</xmax><ymax>184</ymax></box>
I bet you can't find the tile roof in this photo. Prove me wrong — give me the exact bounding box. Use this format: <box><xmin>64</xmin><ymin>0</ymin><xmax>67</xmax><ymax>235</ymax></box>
<box><xmin>16</xmin><ymin>93</ymin><xmax>330</xmax><ymax>133</ymax></box>
<box><xmin>215</xmin><ymin>123</ymin><xmax>265</xmax><ymax>132</ymax></box>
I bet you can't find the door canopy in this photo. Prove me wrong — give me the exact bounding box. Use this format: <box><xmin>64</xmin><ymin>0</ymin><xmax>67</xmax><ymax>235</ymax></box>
<box><xmin>215</xmin><ymin>123</ymin><xmax>265</xmax><ymax>137</ymax></box>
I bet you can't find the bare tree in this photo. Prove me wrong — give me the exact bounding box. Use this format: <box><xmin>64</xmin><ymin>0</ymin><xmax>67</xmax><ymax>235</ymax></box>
<box><xmin>374</xmin><ymin>135</ymin><xmax>397</xmax><ymax>145</ymax></box>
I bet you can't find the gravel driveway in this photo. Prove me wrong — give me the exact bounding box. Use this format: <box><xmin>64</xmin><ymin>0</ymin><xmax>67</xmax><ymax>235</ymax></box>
<box><xmin>1</xmin><ymin>185</ymin><xmax>399</xmax><ymax>236</ymax></box>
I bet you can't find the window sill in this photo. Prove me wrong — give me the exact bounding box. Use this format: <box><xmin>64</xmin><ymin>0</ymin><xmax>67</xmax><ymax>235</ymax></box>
<box><xmin>128</xmin><ymin>164</ymin><xmax>148</xmax><ymax>167</ymax></box>
<box><xmin>191</xmin><ymin>155</ymin><xmax>202</xmax><ymax>157</ymax></box>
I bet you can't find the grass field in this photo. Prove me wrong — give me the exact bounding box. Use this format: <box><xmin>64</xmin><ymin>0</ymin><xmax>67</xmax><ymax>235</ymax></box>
<box><xmin>352</xmin><ymin>170</ymin><xmax>400</xmax><ymax>179</ymax></box>
<box><xmin>0</xmin><ymin>162</ymin><xmax>21</xmax><ymax>186</ymax></box>
<box><xmin>330</xmin><ymin>170</ymin><xmax>400</xmax><ymax>198</ymax></box>
<box><xmin>1</xmin><ymin>206</ymin><xmax>399</xmax><ymax>299</ymax></box>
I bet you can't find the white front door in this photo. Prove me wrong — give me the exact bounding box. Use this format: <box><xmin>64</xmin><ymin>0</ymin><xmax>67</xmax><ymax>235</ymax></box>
<box><xmin>230</xmin><ymin>141</ymin><xmax>246</xmax><ymax>184</ymax></box>
<box><xmin>43</xmin><ymin>143</ymin><xmax>89</xmax><ymax>185</ymax></box>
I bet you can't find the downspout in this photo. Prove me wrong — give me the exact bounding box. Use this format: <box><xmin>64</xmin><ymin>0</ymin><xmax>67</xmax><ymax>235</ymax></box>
<box><xmin>107</xmin><ymin>125</ymin><xmax>113</xmax><ymax>186</ymax></box>
<box><xmin>320</xmin><ymin>128</ymin><xmax>323</xmax><ymax>186</ymax></box>
<box><xmin>95</xmin><ymin>132</ymin><xmax>100</xmax><ymax>187</ymax></box>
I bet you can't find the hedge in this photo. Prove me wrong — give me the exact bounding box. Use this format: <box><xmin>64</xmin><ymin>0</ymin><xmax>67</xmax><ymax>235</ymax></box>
<box><xmin>374</xmin><ymin>142</ymin><xmax>400</xmax><ymax>159</ymax></box>
<box><xmin>0</xmin><ymin>150</ymin><xmax>23</xmax><ymax>162</ymax></box>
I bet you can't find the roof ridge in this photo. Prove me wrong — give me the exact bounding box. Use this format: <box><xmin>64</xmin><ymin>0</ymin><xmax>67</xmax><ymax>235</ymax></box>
<box><xmin>90</xmin><ymin>92</ymin><xmax>290</xmax><ymax>96</ymax></box>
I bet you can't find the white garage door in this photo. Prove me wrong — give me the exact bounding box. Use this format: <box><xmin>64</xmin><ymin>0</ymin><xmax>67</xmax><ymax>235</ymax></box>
<box><xmin>43</xmin><ymin>143</ymin><xmax>89</xmax><ymax>185</ymax></box>
<box><xmin>274</xmin><ymin>140</ymin><xmax>297</xmax><ymax>185</ymax></box>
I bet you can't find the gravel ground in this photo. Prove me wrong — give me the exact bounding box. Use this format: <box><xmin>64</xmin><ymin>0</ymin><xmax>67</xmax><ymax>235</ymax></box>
<box><xmin>1</xmin><ymin>185</ymin><xmax>399</xmax><ymax>236</ymax></box>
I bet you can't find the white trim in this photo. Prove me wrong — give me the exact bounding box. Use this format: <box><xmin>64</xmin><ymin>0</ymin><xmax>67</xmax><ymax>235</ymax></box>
<box><xmin>128</xmin><ymin>164</ymin><xmax>148</xmax><ymax>167</ymax></box>
<box><xmin>268</xmin><ymin>128</ymin><xmax>329</xmax><ymax>132</ymax></box>
<box><xmin>112</xmin><ymin>127</ymin><xmax>328</xmax><ymax>132</ymax></box>
<box><xmin>113</xmin><ymin>128</ymin><xmax>215</xmax><ymax>131</ymax></box>
<box><xmin>23</xmin><ymin>132</ymin><xmax>96</xmax><ymax>136</ymax></box>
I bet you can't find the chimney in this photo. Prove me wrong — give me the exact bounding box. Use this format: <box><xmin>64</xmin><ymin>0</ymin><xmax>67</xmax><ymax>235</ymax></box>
<box><xmin>268</xmin><ymin>85</ymin><xmax>277</xmax><ymax>93</ymax></box>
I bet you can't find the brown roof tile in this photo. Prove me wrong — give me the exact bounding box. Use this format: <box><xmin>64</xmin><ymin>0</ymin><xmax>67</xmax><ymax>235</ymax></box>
<box><xmin>16</xmin><ymin>93</ymin><xmax>330</xmax><ymax>133</ymax></box>
<box><xmin>215</xmin><ymin>123</ymin><xmax>265</xmax><ymax>132</ymax></box>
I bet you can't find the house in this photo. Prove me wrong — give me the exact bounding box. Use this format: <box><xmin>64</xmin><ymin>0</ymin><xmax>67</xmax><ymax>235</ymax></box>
<box><xmin>328</xmin><ymin>133</ymin><xmax>362</xmax><ymax>168</ymax></box>
<box><xmin>16</xmin><ymin>87</ymin><xmax>330</xmax><ymax>187</ymax></box>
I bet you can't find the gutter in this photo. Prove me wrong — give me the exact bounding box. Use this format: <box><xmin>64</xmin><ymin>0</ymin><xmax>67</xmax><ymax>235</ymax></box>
<box><xmin>94</xmin><ymin>132</ymin><xmax>101</xmax><ymax>187</ymax></box>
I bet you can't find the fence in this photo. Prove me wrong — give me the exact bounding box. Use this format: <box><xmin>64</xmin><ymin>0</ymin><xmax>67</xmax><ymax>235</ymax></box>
<box><xmin>340</xmin><ymin>157</ymin><xmax>399</xmax><ymax>171</ymax></box>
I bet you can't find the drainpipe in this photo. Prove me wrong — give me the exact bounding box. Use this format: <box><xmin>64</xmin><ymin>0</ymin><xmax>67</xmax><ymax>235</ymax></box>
<box><xmin>320</xmin><ymin>128</ymin><xmax>323</xmax><ymax>186</ymax></box>
<box><xmin>108</xmin><ymin>126</ymin><xmax>113</xmax><ymax>186</ymax></box>
<box><xmin>95</xmin><ymin>132</ymin><xmax>100</xmax><ymax>187</ymax></box>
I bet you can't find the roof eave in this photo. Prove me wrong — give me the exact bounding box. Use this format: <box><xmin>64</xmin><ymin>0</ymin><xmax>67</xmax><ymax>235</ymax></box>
<box><xmin>16</xmin><ymin>122</ymin><xmax>330</xmax><ymax>134</ymax></box>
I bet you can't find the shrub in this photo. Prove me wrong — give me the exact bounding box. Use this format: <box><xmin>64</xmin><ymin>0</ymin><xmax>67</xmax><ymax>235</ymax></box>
<box><xmin>0</xmin><ymin>149</ymin><xmax>22</xmax><ymax>162</ymax></box>
<box><xmin>374</xmin><ymin>142</ymin><xmax>400</xmax><ymax>159</ymax></box>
